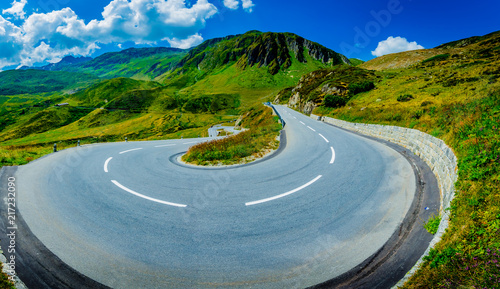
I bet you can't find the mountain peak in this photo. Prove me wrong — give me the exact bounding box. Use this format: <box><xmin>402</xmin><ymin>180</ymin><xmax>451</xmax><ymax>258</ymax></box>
<box><xmin>177</xmin><ymin>31</ymin><xmax>349</xmax><ymax>75</ymax></box>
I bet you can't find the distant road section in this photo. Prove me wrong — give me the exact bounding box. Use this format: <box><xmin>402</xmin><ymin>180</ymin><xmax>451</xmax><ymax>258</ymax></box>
<box><xmin>12</xmin><ymin>105</ymin><xmax>438</xmax><ymax>289</ymax></box>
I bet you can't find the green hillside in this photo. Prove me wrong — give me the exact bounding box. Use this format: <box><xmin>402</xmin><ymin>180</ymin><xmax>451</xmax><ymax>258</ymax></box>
<box><xmin>0</xmin><ymin>70</ymin><xmax>99</xmax><ymax>96</ymax></box>
<box><xmin>0</xmin><ymin>31</ymin><xmax>347</xmax><ymax>160</ymax></box>
<box><xmin>70</xmin><ymin>77</ymin><xmax>161</xmax><ymax>107</ymax></box>
<box><xmin>162</xmin><ymin>31</ymin><xmax>350</xmax><ymax>108</ymax></box>
<box><xmin>287</xmin><ymin>30</ymin><xmax>500</xmax><ymax>288</ymax></box>
<box><xmin>47</xmin><ymin>47</ymin><xmax>187</xmax><ymax>80</ymax></box>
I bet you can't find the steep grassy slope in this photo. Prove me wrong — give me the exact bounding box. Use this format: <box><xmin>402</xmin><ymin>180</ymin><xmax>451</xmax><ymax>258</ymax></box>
<box><xmin>162</xmin><ymin>31</ymin><xmax>351</xmax><ymax>108</ymax></box>
<box><xmin>70</xmin><ymin>77</ymin><xmax>161</xmax><ymax>107</ymax></box>
<box><xmin>304</xmin><ymin>30</ymin><xmax>500</xmax><ymax>288</ymax></box>
<box><xmin>274</xmin><ymin>65</ymin><xmax>376</xmax><ymax>114</ymax></box>
<box><xmin>42</xmin><ymin>48</ymin><xmax>187</xmax><ymax>80</ymax></box>
<box><xmin>360</xmin><ymin>30</ymin><xmax>500</xmax><ymax>71</ymax></box>
<box><xmin>161</xmin><ymin>31</ymin><xmax>349</xmax><ymax>87</ymax></box>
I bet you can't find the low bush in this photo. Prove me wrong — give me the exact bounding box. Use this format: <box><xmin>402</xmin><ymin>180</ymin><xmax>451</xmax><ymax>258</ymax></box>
<box><xmin>397</xmin><ymin>94</ymin><xmax>414</xmax><ymax>102</ymax></box>
<box><xmin>348</xmin><ymin>80</ymin><xmax>375</xmax><ymax>96</ymax></box>
<box><xmin>324</xmin><ymin>95</ymin><xmax>347</xmax><ymax>108</ymax></box>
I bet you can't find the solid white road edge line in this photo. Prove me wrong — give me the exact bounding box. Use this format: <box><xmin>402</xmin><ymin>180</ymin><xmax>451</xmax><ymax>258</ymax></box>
<box><xmin>330</xmin><ymin>147</ymin><xmax>336</xmax><ymax>164</ymax></box>
<box><xmin>245</xmin><ymin>175</ymin><xmax>323</xmax><ymax>206</ymax></box>
<box><xmin>307</xmin><ymin>126</ymin><xmax>316</xmax><ymax>132</ymax></box>
<box><xmin>155</xmin><ymin>144</ymin><xmax>177</xmax><ymax>148</ymax></box>
<box><xmin>319</xmin><ymin>134</ymin><xmax>330</xmax><ymax>143</ymax></box>
<box><xmin>104</xmin><ymin>157</ymin><xmax>112</xmax><ymax>173</ymax></box>
<box><xmin>183</xmin><ymin>141</ymin><xmax>199</xmax><ymax>145</ymax></box>
<box><xmin>119</xmin><ymin>148</ymin><xmax>143</xmax><ymax>154</ymax></box>
<box><xmin>111</xmin><ymin>180</ymin><xmax>187</xmax><ymax>208</ymax></box>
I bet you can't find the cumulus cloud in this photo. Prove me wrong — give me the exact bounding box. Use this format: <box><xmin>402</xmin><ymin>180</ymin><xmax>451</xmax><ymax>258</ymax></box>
<box><xmin>372</xmin><ymin>36</ymin><xmax>424</xmax><ymax>57</ymax></box>
<box><xmin>223</xmin><ymin>0</ymin><xmax>239</xmax><ymax>10</ymax></box>
<box><xmin>223</xmin><ymin>0</ymin><xmax>254</xmax><ymax>12</ymax></box>
<box><xmin>0</xmin><ymin>0</ymin><xmax>234</xmax><ymax>70</ymax></box>
<box><xmin>241</xmin><ymin>0</ymin><xmax>255</xmax><ymax>12</ymax></box>
<box><xmin>166</xmin><ymin>33</ymin><xmax>203</xmax><ymax>49</ymax></box>
<box><xmin>2</xmin><ymin>0</ymin><xmax>28</xmax><ymax>20</ymax></box>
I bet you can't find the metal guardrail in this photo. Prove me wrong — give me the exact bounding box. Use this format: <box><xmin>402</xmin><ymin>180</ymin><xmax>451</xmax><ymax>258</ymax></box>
<box><xmin>264</xmin><ymin>102</ymin><xmax>286</xmax><ymax>128</ymax></box>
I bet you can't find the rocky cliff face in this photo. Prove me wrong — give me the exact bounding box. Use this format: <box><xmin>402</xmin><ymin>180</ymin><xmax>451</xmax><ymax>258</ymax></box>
<box><xmin>274</xmin><ymin>66</ymin><xmax>375</xmax><ymax>114</ymax></box>
<box><xmin>177</xmin><ymin>31</ymin><xmax>350</xmax><ymax>75</ymax></box>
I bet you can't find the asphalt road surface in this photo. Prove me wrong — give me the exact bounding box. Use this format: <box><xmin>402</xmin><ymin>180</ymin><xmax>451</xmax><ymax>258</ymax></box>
<box><xmin>10</xmin><ymin>105</ymin><xmax>436</xmax><ymax>289</ymax></box>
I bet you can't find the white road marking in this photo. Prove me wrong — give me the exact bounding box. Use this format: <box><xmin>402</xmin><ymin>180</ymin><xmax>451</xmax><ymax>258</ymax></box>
<box><xmin>319</xmin><ymin>134</ymin><xmax>330</xmax><ymax>143</ymax></box>
<box><xmin>293</xmin><ymin>117</ymin><xmax>297</xmax><ymax>119</ymax></box>
<box><xmin>307</xmin><ymin>126</ymin><xmax>316</xmax><ymax>132</ymax></box>
<box><xmin>246</xmin><ymin>175</ymin><xmax>323</xmax><ymax>206</ymax></box>
<box><xmin>104</xmin><ymin>157</ymin><xmax>112</xmax><ymax>173</ymax></box>
<box><xmin>183</xmin><ymin>141</ymin><xmax>199</xmax><ymax>145</ymax></box>
<box><xmin>119</xmin><ymin>148</ymin><xmax>143</xmax><ymax>154</ymax></box>
<box><xmin>300</xmin><ymin>121</ymin><xmax>306</xmax><ymax>125</ymax></box>
<box><xmin>330</xmin><ymin>147</ymin><xmax>336</xmax><ymax>164</ymax></box>
<box><xmin>155</xmin><ymin>144</ymin><xmax>177</xmax><ymax>148</ymax></box>
<box><xmin>111</xmin><ymin>180</ymin><xmax>187</xmax><ymax>208</ymax></box>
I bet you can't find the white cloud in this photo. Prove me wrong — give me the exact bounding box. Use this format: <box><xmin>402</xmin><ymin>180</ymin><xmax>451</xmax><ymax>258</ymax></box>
<box><xmin>0</xmin><ymin>0</ymin><xmax>230</xmax><ymax>70</ymax></box>
<box><xmin>2</xmin><ymin>0</ymin><xmax>27</xmax><ymax>20</ymax></box>
<box><xmin>241</xmin><ymin>0</ymin><xmax>254</xmax><ymax>12</ymax></box>
<box><xmin>222</xmin><ymin>0</ymin><xmax>254</xmax><ymax>12</ymax></box>
<box><xmin>372</xmin><ymin>36</ymin><xmax>424</xmax><ymax>57</ymax></box>
<box><xmin>166</xmin><ymin>33</ymin><xmax>203</xmax><ymax>49</ymax></box>
<box><xmin>223</xmin><ymin>0</ymin><xmax>239</xmax><ymax>10</ymax></box>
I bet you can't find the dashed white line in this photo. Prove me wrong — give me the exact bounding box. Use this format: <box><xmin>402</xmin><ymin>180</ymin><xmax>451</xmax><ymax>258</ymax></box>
<box><xmin>307</xmin><ymin>126</ymin><xmax>316</xmax><ymax>132</ymax></box>
<box><xmin>111</xmin><ymin>180</ymin><xmax>187</xmax><ymax>208</ymax></box>
<box><xmin>183</xmin><ymin>141</ymin><xmax>199</xmax><ymax>145</ymax></box>
<box><xmin>330</xmin><ymin>147</ymin><xmax>336</xmax><ymax>164</ymax></box>
<box><xmin>155</xmin><ymin>144</ymin><xmax>177</xmax><ymax>148</ymax></box>
<box><xmin>319</xmin><ymin>134</ymin><xmax>330</xmax><ymax>143</ymax></box>
<box><xmin>293</xmin><ymin>117</ymin><xmax>297</xmax><ymax>119</ymax></box>
<box><xmin>300</xmin><ymin>121</ymin><xmax>306</xmax><ymax>125</ymax></box>
<box><xmin>104</xmin><ymin>157</ymin><xmax>112</xmax><ymax>173</ymax></box>
<box><xmin>246</xmin><ymin>175</ymin><xmax>323</xmax><ymax>206</ymax></box>
<box><xmin>119</xmin><ymin>148</ymin><xmax>143</xmax><ymax>154</ymax></box>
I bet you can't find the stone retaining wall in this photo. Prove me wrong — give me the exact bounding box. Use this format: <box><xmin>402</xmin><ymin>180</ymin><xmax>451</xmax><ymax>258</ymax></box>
<box><xmin>310</xmin><ymin>114</ymin><xmax>458</xmax><ymax>287</ymax></box>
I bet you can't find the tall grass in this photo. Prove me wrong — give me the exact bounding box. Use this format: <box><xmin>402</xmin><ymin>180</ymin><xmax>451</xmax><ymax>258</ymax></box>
<box><xmin>182</xmin><ymin>105</ymin><xmax>281</xmax><ymax>165</ymax></box>
<box><xmin>314</xmin><ymin>38</ymin><xmax>500</xmax><ymax>287</ymax></box>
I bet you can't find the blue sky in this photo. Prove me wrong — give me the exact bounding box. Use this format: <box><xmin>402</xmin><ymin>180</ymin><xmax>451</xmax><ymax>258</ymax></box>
<box><xmin>0</xmin><ymin>0</ymin><xmax>499</xmax><ymax>70</ymax></box>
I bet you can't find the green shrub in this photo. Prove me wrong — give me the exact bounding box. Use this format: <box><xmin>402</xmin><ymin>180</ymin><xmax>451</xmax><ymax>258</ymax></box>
<box><xmin>423</xmin><ymin>247</ymin><xmax>460</xmax><ymax>269</ymax></box>
<box><xmin>422</xmin><ymin>54</ymin><xmax>450</xmax><ymax>64</ymax></box>
<box><xmin>348</xmin><ymin>81</ymin><xmax>375</xmax><ymax>95</ymax></box>
<box><xmin>324</xmin><ymin>95</ymin><xmax>347</xmax><ymax>108</ymax></box>
<box><xmin>397</xmin><ymin>94</ymin><xmax>414</xmax><ymax>102</ymax></box>
<box><xmin>424</xmin><ymin>213</ymin><xmax>441</xmax><ymax>234</ymax></box>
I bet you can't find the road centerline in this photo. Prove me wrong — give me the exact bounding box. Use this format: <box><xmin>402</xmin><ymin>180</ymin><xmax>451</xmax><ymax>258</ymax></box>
<box><xmin>111</xmin><ymin>180</ymin><xmax>187</xmax><ymax>208</ymax></box>
<box><xmin>155</xmin><ymin>144</ymin><xmax>177</xmax><ymax>148</ymax></box>
<box><xmin>104</xmin><ymin>157</ymin><xmax>112</xmax><ymax>173</ymax></box>
<box><xmin>245</xmin><ymin>175</ymin><xmax>323</xmax><ymax>206</ymax></box>
<box><xmin>330</xmin><ymin>147</ymin><xmax>336</xmax><ymax>164</ymax></box>
<box><xmin>307</xmin><ymin>126</ymin><xmax>316</xmax><ymax>132</ymax></box>
<box><xmin>119</xmin><ymin>148</ymin><xmax>143</xmax><ymax>154</ymax></box>
<box><xmin>319</xmin><ymin>134</ymin><xmax>330</xmax><ymax>143</ymax></box>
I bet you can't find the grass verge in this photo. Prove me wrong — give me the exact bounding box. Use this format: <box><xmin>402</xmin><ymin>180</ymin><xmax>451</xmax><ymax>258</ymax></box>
<box><xmin>0</xmin><ymin>272</ymin><xmax>14</xmax><ymax>289</ymax></box>
<box><xmin>317</xmin><ymin>82</ymin><xmax>500</xmax><ymax>288</ymax></box>
<box><xmin>182</xmin><ymin>105</ymin><xmax>282</xmax><ymax>166</ymax></box>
